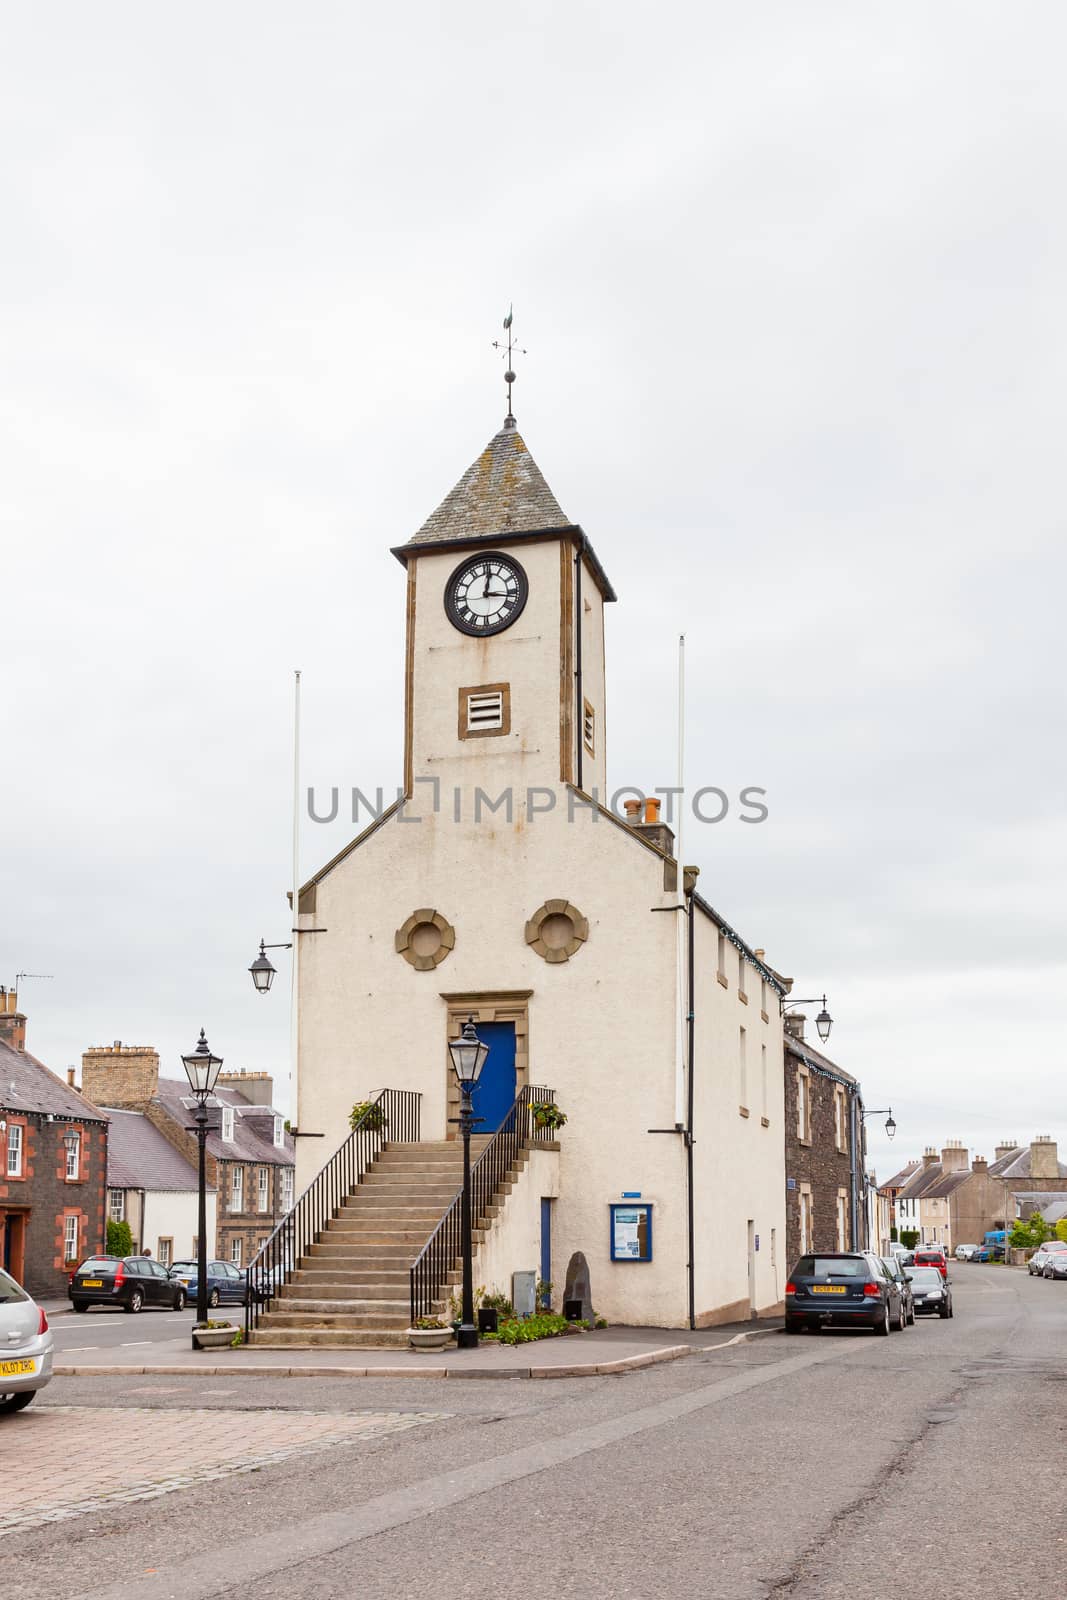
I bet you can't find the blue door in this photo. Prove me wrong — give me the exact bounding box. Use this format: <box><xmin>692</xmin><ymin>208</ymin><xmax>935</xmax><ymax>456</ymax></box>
<box><xmin>540</xmin><ymin>1198</ymin><xmax>552</xmax><ymax>1308</ymax></box>
<box><xmin>471</xmin><ymin>1021</ymin><xmax>517</xmax><ymax>1134</ymax></box>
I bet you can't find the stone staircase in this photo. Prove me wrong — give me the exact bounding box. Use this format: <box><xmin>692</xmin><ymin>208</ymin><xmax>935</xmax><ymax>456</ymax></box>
<box><xmin>250</xmin><ymin>1137</ymin><xmax>495</xmax><ymax>1347</ymax></box>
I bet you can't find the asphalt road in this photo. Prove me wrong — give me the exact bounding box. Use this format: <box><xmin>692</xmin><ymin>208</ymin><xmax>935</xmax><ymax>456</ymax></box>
<box><xmin>47</xmin><ymin>1303</ymin><xmax>200</xmax><ymax>1353</ymax></box>
<box><xmin>11</xmin><ymin>1266</ymin><xmax>1067</xmax><ymax>1599</ymax></box>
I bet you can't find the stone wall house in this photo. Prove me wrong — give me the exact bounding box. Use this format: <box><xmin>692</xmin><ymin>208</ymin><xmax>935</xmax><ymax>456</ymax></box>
<box><xmin>0</xmin><ymin>992</ymin><xmax>109</xmax><ymax>1298</ymax></box>
<box><xmin>81</xmin><ymin>1047</ymin><xmax>294</xmax><ymax>1268</ymax></box>
<box><xmin>105</xmin><ymin>1107</ymin><xmax>217</xmax><ymax>1266</ymax></box>
<box><xmin>290</xmin><ymin>407</ymin><xmax>789</xmax><ymax>1332</ymax></box>
<box><xmin>783</xmin><ymin>1018</ymin><xmax>865</xmax><ymax>1265</ymax></box>
<box><xmin>892</xmin><ymin>1138</ymin><xmax>1067</xmax><ymax>1252</ymax></box>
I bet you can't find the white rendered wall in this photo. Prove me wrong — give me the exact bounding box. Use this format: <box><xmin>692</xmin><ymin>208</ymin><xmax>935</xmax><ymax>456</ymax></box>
<box><xmin>142</xmin><ymin>1190</ymin><xmax>217</xmax><ymax>1262</ymax></box>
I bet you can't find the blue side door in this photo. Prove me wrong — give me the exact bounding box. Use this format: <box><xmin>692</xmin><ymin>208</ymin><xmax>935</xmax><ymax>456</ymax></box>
<box><xmin>470</xmin><ymin>1021</ymin><xmax>517</xmax><ymax>1134</ymax></box>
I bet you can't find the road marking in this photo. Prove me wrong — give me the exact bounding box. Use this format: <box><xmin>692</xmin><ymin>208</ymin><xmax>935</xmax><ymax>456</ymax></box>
<box><xmin>59</xmin><ymin>1346</ymin><xmax>100</xmax><ymax>1353</ymax></box>
<box><xmin>120</xmin><ymin>1342</ymin><xmax>153</xmax><ymax>1347</ymax></box>
<box><xmin>74</xmin><ymin>1339</ymin><xmax>874</xmax><ymax>1600</ymax></box>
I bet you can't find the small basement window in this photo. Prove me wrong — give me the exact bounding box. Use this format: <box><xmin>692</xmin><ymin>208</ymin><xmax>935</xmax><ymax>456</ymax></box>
<box><xmin>459</xmin><ymin>683</ymin><xmax>511</xmax><ymax>739</ymax></box>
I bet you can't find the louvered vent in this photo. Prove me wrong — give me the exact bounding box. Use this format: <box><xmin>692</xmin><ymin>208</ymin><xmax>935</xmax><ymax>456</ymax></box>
<box><xmin>467</xmin><ymin>690</ymin><xmax>504</xmax><ymax>732</ymax></box>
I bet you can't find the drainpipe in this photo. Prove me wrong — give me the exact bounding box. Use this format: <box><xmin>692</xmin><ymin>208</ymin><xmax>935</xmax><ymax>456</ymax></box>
<box><xmin>574</xmin><ymin>541</ymin><xmax>583</xmax><ymax>792</ymax></box>
<box><xmin>847</xmin><ymin>1092</ymin><xmax>860</xmax><ymax>1248</ymax></box>
<box><xmin>685</xmin><ymin>869</ymin><xmax>696</xmax><ymax>1331</ymax></box>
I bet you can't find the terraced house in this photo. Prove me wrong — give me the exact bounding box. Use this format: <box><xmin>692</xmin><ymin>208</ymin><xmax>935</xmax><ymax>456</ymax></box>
<box><xmin>257</xmin><ymin>399</ymin><xmax>792</xmax><ymax>1347</ymax></box>
<box><xmin>81</xmin><ymin>1046</ymin><xmax>294</xmax><ymax>1265</ymax></box>
<box><xmin>0</xmin><ymin>991</ymin><xmax>108</xmax><ymax>1297</ymax></box>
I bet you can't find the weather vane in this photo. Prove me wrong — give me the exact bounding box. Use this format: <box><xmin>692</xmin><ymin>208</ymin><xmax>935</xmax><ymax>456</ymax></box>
<box><xmin>491</xmin><ymin>305</ymin><xmax>527</xmax><ymax>420</ymax></box>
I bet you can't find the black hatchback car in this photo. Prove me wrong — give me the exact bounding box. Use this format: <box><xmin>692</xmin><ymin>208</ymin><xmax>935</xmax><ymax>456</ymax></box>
<box><xmin>69</xmin><ymin>1256</ymin><xmax>187</xmax><ymax>1314</ymax></box>
<box><xmin>785</xmin><ymin>1251</ymin><xmax>905</xmax><ymax>1336</ymax></box>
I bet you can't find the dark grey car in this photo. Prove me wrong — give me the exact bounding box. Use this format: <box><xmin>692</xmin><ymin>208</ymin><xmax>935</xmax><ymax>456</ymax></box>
<box><xmin>881</xmin><ymin>1255</ymin><xmax>916</xmax><ymax>1325</ymax></box>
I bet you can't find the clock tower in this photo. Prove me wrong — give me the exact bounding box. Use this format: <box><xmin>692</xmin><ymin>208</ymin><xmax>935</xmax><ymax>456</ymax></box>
<box><xmin>391</xmin><ymin>413</ymin><xmax>616</xmax><ymax>807</ymax></box>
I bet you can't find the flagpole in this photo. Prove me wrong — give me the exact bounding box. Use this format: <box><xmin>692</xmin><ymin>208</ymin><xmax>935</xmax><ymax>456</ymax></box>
<box><xmin>290</xmin><ymin>669</ymin><xmax>301</xmax><ymax>1133</ymax></box>
<box><xmin>675</xmin><ymin>633</ymin><xmax>687</xmax><ymax>1128</ymax></box>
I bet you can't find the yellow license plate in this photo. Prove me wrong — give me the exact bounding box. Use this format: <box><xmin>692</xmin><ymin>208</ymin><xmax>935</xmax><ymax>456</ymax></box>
<box><xmin>811</xmin><ymin>1285</ymin><xmax>846</xmax><ymax>1294</ymax></box>
<box><xmin>81</xmin><ymin>1279</ymin><xmax>103</xmax><ymax>1288</ymax></box>
<box><xmin>0</xmin><ymin>1359</ymin><xmax>35</xmax><ymax>1377</ymax></box>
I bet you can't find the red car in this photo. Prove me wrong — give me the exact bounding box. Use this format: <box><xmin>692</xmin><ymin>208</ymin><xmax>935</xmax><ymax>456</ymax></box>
<box><xmin>913</xmin><ymin>1248</ymin><xmax>948</xmax><ymax>1279</ymax></box>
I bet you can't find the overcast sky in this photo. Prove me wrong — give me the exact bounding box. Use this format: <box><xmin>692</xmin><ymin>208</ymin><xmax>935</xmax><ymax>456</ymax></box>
<box><xmin>4</xmin><ymin>4</ymin><xmax>1065</xmax><ymax>1179</ymax></box>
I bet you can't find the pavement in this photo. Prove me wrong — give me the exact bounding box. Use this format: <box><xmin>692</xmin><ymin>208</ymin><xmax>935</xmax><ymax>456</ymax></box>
<box><xmin>9</xmin><ymin>1265</ymin><xmax>1065</xmax><ymax>1598</ymax></box>
<box><xmin>42</xmin><ymin>1300</ymin><xmax>775</xmax><ymax>1378</ymax></box>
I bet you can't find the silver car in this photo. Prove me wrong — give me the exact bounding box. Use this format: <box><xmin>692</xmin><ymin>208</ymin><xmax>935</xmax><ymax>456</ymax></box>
<box><xmin>0</xmin><ymin>1268</ymin><xmax>54</xmax><ymax>1413</ymax></box>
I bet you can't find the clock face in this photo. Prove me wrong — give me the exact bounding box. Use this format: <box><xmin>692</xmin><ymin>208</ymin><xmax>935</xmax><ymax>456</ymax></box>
<box><xmin>444</xmin><ymin>552</ymin><xmax>528</xmax><ymax>636</ymax></box>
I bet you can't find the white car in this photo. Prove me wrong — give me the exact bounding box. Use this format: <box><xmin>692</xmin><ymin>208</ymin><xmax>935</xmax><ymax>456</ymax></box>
<box><xmin>0</xmin><ymin>1268</ymin><xmax>54</xmax><ymax>1413</ymax></box>
<box><xmin>955</xmin><ymin>1244</ymin><xmax>979</xmax><ymax>1261</ymax></box>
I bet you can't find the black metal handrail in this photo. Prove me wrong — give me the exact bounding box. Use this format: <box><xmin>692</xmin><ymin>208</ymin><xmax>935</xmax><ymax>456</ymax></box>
<box><xmin>244</xmin><ymin>1088</ymin><xmax>420</xmax><ymax>1337</ymax></box>
<box><xmin>409</xmin><ymin>1083</ymin><xmax>556</xmax><ymax>1325</ymax></box>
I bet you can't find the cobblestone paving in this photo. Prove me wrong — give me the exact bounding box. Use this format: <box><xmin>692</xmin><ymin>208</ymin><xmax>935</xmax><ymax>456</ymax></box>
<box><xmin>0</xmin><ymin>1405</ymin><xmax>450</xmax><ymax>1535</ymax></box>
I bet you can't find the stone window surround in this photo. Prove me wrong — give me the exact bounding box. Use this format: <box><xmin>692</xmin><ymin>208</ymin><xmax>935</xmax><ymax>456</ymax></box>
<box><xmin>396</xmin><ymin>908</ymin><xmax>456</xmax><ymax>971</ymax></box>
<box><xmin>458</xmin><ymin>681</ymin><xmax>512</xmax><ymax>740</ymax></box>
<box><xmin>5</xmin><ymin>1120</ymin><xmax>24</xmax><ymax>1178</ymax></box>
<box><xmin>525</xmin><ymin>899</ymin><xmax>589</xmax><ymax>964</ymax></box>
<box><xmin>797</xmin><ymin>1065</ymin><xmax>811</xmax><ymax>1146</ymax></box>
<box><xmin>440</xmin><ymin>991</ymin><xmax>531</xmax><ymax>1141</ymax></box>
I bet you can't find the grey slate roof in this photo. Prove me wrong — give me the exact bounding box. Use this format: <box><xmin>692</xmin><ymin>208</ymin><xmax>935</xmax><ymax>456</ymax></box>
<box><xmin>104</xmin><ymin>1107</ymin><xmax>209</xmax><ymax>1193</ymax></box>
<box><xmin>407</xmin><ymin>420</ymin><xmax>571</xmax><ymax>545</ymax></box>
<box><xmin>0</xmin><ymin>1038</ymin><xmax>108</xmax><ymax>1123</ymax></box>
<box><xmin>784</xmin><ymin>1034</ymin><xmax>858</xmax><ymax>1087</ymax></box>
<box><xmin>881</xmin><ymin>1161</ymin><xmax>920</xmax><ymax>1192</ymax></box>
<box><xmin>153</xmin><ymin>1079</ymin><xmax>294</xmax><ymax>1168</ymax></box>
<box><xmin>989</xmin><ymin>1148</ymin><xmax>1067</xmax><ymax>1180</ymax></box>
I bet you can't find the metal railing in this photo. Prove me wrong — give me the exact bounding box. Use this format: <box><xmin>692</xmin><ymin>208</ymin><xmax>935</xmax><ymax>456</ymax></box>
<box><xmin>409</xmin><ymin>1083</ymin><xmax>557</xmax><ymax>1325</ymax></box>
<box><xmin>244</xmin><ymin>1087</ymin><xmax>421</xmax><ymax>1338</ymax></box>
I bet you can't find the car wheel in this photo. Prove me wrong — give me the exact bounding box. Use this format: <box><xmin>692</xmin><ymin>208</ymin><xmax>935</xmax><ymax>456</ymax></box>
<box><xmin>0</xmin><ymin>1391</ymin><xmax>36</xmax><ymax>1413</ymax></box>
<box><xmin>72</xmin><ymin>1301</ymin><xmax>89</xmax><ymax>1314</ymax></box>
<box><xmin>874</xmin><ymin>1303</ymin><xmax>890</xmax><ymax>1336</ymax></box>
<box><xmin>126</xmin><ymin>1288</ymin><xmax>144</xmax><ymax>1314</ymax></box>
<box><xmin>948</xmin><ymin>1302</ymin><xmax>954</xmax><ymax>1318</ymax></box>
<box><xmin>784</xmin><ymin>1318</ymin><xmax>801</xmax><ymax>1334</ymax></box>
<box><xmin>893</xmin><ymin>1300</ymin><xmax>906</xmax><ymax>1331</ymax></box>
<box><xmin>208</xmin><ymin>1288</ymin><xmax>220</xmax><ymax>1309</ymax></box>
<box><xmin>939</xmin><ymin>1303</ymin><xmax>950</xmax><ymax>1318</ymax></box>
<box><xmin>173</xmin><ymin>1290</ymin><xmax>186</xmax><ymax>1311</ymax></box>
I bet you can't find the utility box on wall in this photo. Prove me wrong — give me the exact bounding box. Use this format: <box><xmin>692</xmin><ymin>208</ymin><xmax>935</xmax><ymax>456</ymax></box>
<box><xmin>512</xmin><ymin>1270</ymin><xmax>536</xmax><ymax>1319</ymax></box>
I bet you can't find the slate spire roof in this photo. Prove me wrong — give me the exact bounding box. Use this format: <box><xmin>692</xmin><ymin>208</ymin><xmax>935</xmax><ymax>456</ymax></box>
<box><xmin>406</xmin><ymin>417</ymin><xmax>572</xmax><ymax>546</ymax></box>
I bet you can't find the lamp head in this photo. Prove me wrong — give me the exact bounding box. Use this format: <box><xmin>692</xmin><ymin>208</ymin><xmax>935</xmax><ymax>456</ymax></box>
<box><xmin>447</xmin><ymin>1016</ymin><xmax>490</xmax><ymax>1086</ymax></box>
<box><xmin>181</xmin><ymin>1028</ymin><xmax>224</xmax><ymax>1098</ymax></box>
<box><xmin>249</xmin><ymin>941</ymin><xmax>277</xmax><ymax>994</ymax></box>
<box><xmin>815</xmin><ymin>1000</ymin><xmax>832</xmax><ymax>1043</ymax></box>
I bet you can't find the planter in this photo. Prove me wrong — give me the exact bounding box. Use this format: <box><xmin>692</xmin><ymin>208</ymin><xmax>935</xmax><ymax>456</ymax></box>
<box><xmin>192</xmin><ymin>1325</ymin><xmax>238</xmax><ymax>1350</ymax></box>
<box><xmin>408</xmin><ymin>1327</ymin><xmax>453</xmax><ymax>1351</ymax></box>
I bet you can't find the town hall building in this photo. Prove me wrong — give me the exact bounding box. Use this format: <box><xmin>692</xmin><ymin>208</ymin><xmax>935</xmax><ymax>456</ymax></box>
<box><xmin>267</xmin><ymin>399</ymin><xmax>789</xmax><ymax>1339</ymax></box>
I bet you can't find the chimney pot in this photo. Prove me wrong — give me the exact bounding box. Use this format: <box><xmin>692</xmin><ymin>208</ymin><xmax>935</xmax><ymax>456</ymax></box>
<box><xmin>644</xmin><ymin>797</ymin><xmax>661</xmax><ymax>824</ymax></box>
<box><xmin>623</xmin><ymin>799</ymin><xmax>642</xmax><ymax>819</ymax></box>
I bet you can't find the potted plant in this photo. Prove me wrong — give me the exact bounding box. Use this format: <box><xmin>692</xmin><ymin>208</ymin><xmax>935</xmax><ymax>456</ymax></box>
<box><xmin>529</xmin><ymin>1102</ymin><xmax>567</xmax><ymax>1132</ymax></box>
<box><xmin>349</xmin><ymin>1099</ymin><xmax>388</xmax><ymax>1133</ymax></box>
<box><xmin>192</xmin><ymin>1320</ymin><xmax>239</xmax><ymax>1350</ymax></box>
<box><xmin>408</xmin><ymin>1317</ymin><xmax>453</xmax><ymax>1350</ymax></box>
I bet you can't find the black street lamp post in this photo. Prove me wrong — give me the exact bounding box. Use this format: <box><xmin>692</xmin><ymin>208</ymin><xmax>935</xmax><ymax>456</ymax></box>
<box><xmin>447</xmin><ymin>1017</ymin><xmax>490</xmax><ymax>1351</ymax></box>
<box><xmin>181</xmin><ymin>1029</ymin><xmax>224</xmax><ymax>1335</ymax></box>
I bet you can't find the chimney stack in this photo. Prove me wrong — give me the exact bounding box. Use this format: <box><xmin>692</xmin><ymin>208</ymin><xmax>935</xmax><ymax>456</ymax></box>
<box><xmin>81</xmin><ymin>1042</ymin><xmax>160</xmax><ymax>1109</ymax></box>
<box><xmin>922</xmin><ymin>1146</ymin><xmax>939</xmax><ymax>1169</ymax></box>
<box><xmin>941</xmin><ymin>1140</ymin><xmax>969</xmax><ymax>1173</ymax></box>
<box><xmin>783</xmin><ymin>1013</ymin><xmax>805</xmax><ymax>1042</ymax></box>
<box><xmin>1030</xmin><ymin>1135</ymin><xmax>1059</xmax><ymax>1180</ymax></box>
<box><xmin>216</xmin><ymin>1068</ymin><xmax>275</xmax><ymax>1108</ymax></box>
<box><xmin>995</xmin><ymin>1140</ymin><xmax>1019</xmax><ymax>1161</ymax></box>
<box><xmin>0</xmin><ymin>989</ymin><xmax>27</xmax><ymax>1053</ymax></box>
<box><xmin>972</xmin><ymin>1155</ymin><xmax>988</xmax><ymax>1174</ymax></box>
